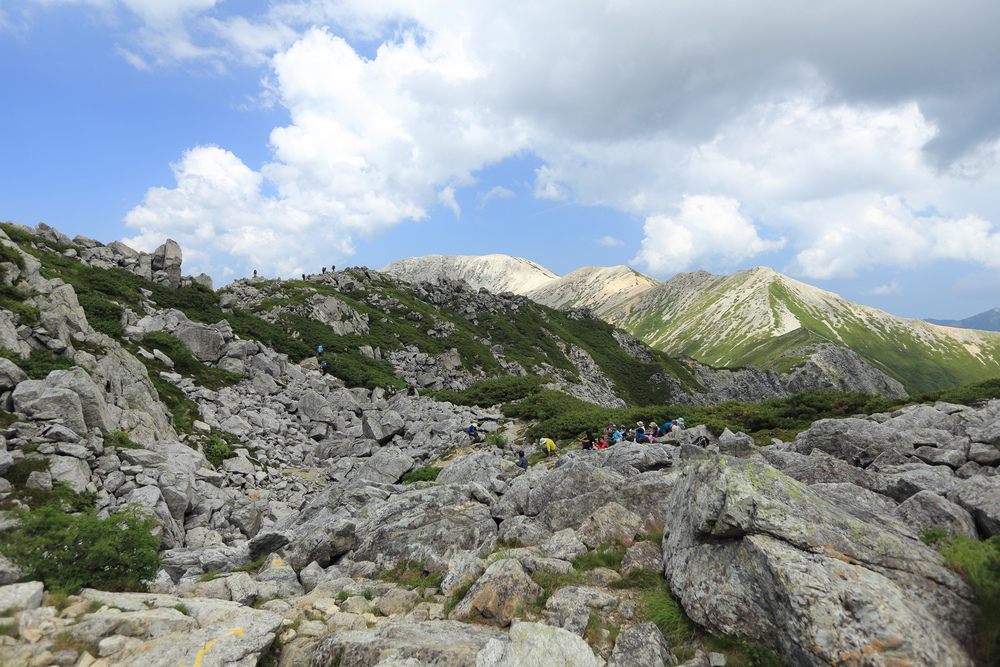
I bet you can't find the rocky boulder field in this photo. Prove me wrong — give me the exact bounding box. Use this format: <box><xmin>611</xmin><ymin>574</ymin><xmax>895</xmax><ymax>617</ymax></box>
<box><xmin>0</xmin><ymin>224</ymin><xmax>998</xmax><ymax>666</ymax></box>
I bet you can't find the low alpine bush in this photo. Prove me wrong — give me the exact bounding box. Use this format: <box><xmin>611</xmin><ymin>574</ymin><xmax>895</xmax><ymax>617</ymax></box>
<box><xmin>0</xmin><ymin>504</ymin><xmax>160</xmax><ymax>594</ymax></box>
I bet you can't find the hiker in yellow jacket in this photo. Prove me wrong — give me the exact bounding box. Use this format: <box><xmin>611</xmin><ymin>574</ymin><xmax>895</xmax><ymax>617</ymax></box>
<box><xmin>539</xmin><ymin>437</ymin><xmax>557</xmax><ymax>459</ymax></box>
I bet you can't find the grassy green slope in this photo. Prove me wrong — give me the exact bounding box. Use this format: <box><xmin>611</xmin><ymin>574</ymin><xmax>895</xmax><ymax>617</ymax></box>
<box><xmin>610</xmin><ymin>267</ymin><xmax>1000</xmax><ymax>394</ymax></box>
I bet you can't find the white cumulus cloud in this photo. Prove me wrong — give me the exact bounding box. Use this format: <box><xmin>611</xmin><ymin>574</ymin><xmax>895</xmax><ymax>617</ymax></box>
<box><xmin>31</xmin><ymin>0</ymin><xmax>1000</xmax><ymax>284</ymax></box>
<box><xmin>633</xmin><ymin>196</ymin><xmax>785</xmax><ymax>275</ymax></box>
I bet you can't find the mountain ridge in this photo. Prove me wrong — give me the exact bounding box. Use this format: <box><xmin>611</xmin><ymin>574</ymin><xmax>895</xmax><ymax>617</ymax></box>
<box><xmin>381</xmin><ymin>253</ymin><xmax>1000</xmax><ymax>393</ymax></box>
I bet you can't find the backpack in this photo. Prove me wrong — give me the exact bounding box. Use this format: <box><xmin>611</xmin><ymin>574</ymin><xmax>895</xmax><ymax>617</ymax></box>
<box><xmin>693</xmin><ymin>435</ymin><xmax>709</xmax><ymax>448</ymax></box>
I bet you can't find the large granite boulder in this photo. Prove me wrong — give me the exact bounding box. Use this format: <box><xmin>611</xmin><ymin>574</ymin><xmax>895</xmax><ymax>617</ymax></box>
<box><xmin>448</xmin><ymin>558</ymin><xmax>541</xmax><ymax>626</ymax></box>
<box><xmin>174</xmin><ymin>322</ymin><xmax>226</xmax><ymax>363</ymax></box>
<box><xmin>75</xmin><ymin>590</ymin><xmax>281</xmax><ymax>667</ymax></box>
<box><xmin>152</xmin><ymin>239</ymin><xmax>182</xmax><ymax>289</ymax></box>
<box><xmin>12</xmin><ymin>381</ymin><xmax>88</xmax><ymax>435</ymax></box>
<box><xmin>248</xmin><ymin>486</ymin><xmax>356</xmax><ymax>570</ymax></box>
<box><xmin>663</xmin><ymin>456</ymin><xmax>976</xmax><ymax>667</ymax></box>
<box><xmin>44</xmin><ymin>367</ymin><xmax>113</xmax><ymax>434</ymax></box>
<box><xmin>438</xmin><ymin>451</ymin><xmax>505</xmax><ymax>487</ymax></box>
<box><xmin>892</xmin><ymin>490</ymin><xmax>979</xmax><ymax>540</ymax></box>
<box><xmin>352</xmin><ymin>484</ymin><xmax>497</xmax><ymax>568</ymax></box>
<box><xmin>794</xmin><ymin>418</ymin><xmax>901</xmax><ymax>464</ymax></box>
<box><xmin>477</xmin><ymin>621</ymin><xmax>602</xmax><ymax>667</ymax></box>
<box><xmin>949</xmin><ymin>474</ymin><xmax>1000</xmax><ymax>537</ymax></box>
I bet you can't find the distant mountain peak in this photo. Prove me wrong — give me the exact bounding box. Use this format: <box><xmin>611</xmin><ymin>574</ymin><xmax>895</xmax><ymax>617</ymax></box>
<box><xmin>381</xmin><ymin>254</ymin><xmax>558</xmax><ymax>294</ymax></box>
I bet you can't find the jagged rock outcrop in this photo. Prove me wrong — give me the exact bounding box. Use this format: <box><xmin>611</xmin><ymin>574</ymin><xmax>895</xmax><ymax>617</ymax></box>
<box><xmin>664</xmin><ymin>455</ymin><xmax>975</xmax><ymax>666</ymax></box>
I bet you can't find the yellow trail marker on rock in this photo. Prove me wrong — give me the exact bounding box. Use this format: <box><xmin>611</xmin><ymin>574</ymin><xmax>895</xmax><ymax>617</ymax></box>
<box><xmin>180</xmin><ymin>628</ymin><xmax>244</xmax><ymax>667</ymax></box>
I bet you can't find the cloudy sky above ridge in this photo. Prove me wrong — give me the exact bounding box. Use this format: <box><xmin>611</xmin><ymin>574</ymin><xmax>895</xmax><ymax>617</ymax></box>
<box><xmin>2</xmin><ymin>0</ymin><xmax>1000</xmax><ymax>320</ymax></box>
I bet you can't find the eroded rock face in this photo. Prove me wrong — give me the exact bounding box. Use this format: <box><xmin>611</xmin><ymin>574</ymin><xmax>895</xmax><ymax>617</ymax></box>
<box><xmin>663</xmin><ymin>456</ymin><xmax>976</xmax><ymax>667</ymax></box>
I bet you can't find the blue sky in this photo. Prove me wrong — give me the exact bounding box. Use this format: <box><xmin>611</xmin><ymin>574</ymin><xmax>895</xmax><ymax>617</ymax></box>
<box><xmin>3</xmin><ymin>1</ymin><xmax>1000</xmax><ymax>321</ymax></box>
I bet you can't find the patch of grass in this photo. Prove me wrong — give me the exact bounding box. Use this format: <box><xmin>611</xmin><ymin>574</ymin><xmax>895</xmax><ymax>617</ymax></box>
<box><xmin>229</xmin><ymin>554</ymin><xmax>269</xmax><ymax>577</ymax></box>
<box><xmin>400</xmin><ymin>465</ymin><xmax>441</xmax><ymax>484</ymax></box>
<box><xmin>0</xmin><ymin>457</ymin><xmax>98</xmax><ymax>513</ymax></box>
<box><xmin>704</xmin><ymin>636</ymin><xmax>786</xmax><ymax>667</ymax></box>
<box><xmin>573</xmin><ymin>538</ymin><xmax>628</xmax><ymax>572</ymax></box>
<box><xmin>642</xmin><ymin>584</ymin><xmax>698</xmax><ymax>646</ymax></box>
<box><xmin>45</xmin><ymin>591</ymin><xmax>73</xmax><ymax>614</ymax></box>
<box><xmin>144</xmin><ymin>368</ymin><xmax>202</xmax><ymax>434</ymax></box>
<box><xmin>443</xmin><ymin>578</ymin><xmax>476</xmax><ymax>619</ymax></box>
<box><xmin>611</xmin><ymin>567</ymin><xmax>663</xmax><ymax>591</ymax></box>
<box><xmin>104</xmin><ymin>431</ymin><xmax>143</xmax><ymax>450</ymax></box>
<box><xmin>2</xmin><ymin>457</ymin><xmax>49</xmax><ymax>486</ymax></box>
<box><xmin>636</xmin><ymin>521</ymin><xmax>664</xmax><ymax>545</ymax></box>
<box><xmin>496</xmin><ymin>537</ymin><xmax>523</xmax><ymax>549</ymax></box>
<box><xmin>924</xmin><ymin>530</ymin><xmax>1000</xmax><ymax>664</ymax></box>
<box><xmin>173</xmin><ymin>603</ymin><xmax>190</xmax><ymax>615</ymax></box>
<box><xmin>378</xmin><ymin>559</ymin><xmax>445</xmax><ymax>591</ymax></box>
<box><xmin>529</xmin><ymin>569</ymin><xmax>585</xmax><ymax>610</ymax></box>
<box><xmin>0</xmin><ymin>407</ymin><xmax>19</xmax><ymax>428</ymax></box>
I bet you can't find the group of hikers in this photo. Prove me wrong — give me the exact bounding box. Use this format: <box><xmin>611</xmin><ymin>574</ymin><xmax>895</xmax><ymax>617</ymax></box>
<box><xmin>529</xmin><ymin>417</ymin><xmax>688</xmax><ymax>462</ymax></box>
<box><xmin>579</xmin><ymin>418</ymin><xmax>687</xmax><ymax>450</ymax></box>
<box><xmin>468</xmin><ymin>417</ymin><xmax>691</xmax><ymax>471</ymax></box>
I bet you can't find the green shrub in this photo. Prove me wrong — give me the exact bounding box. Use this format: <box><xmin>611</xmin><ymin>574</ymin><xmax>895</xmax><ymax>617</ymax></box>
<box><xmin>204</xmin><ymin>434</ymin><xmax>235</xmax><ymax>468</ymax></box>
<box><xmin>400</xmin><ymin>466</ymin><xmax>441</xmax><ymax>484</ymax></box>
<box><xmin>77</xmin><ymin>293</ymin><xmax>124</xmax><ymax>337</ymax></box>
<box><xmin>484</xmin><ymin>431</ymin><xmax>507</xmax><ymax>448</ymax></box>
<box><xmin>0</xmin><ymin>456</ymin><xmax>95</xmax><ymax>513</ymax></box>
<box><xmin>0</xmin><ymin>504</ymin><xmax>160</xmax><ymax>594</ymax></box>
<box><xmin>2</xmin><ymin>457</ymin><xmax>49</xmax><ymax>486</ymax></box>
<box><xmin>0</xmin><ymin>242</ymin><xmax>26</xmax><ymax>270</ymax></box>
<box><xmin>1</xmin><ymin>347</ymin><xmax>75</xmax><ymax>380</ymax></box>
<box><xmin>434</xmin><ymin>375</ymin><xmax>547</xmax><ymax>408</ymax></box>
<box><xmin>141</xmin><ymin>331</ymin><xmax>243</xmax><ymax>391</ymax></box>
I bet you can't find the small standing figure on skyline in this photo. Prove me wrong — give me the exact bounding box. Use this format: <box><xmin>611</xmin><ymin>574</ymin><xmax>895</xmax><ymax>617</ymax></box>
<box><xmin>253</xmin><ymin>269</ymin><xmax>257</xmax><ymax>277</ymax></box>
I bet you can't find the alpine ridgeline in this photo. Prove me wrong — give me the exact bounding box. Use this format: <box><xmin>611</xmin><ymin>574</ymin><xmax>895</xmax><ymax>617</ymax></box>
<box><xmin>1</xmin><ymin>222</ymin><xmax>999</xmax><ymax>667</ymax></box>
<box><xmin>384</xmin><ymin>254</ymin><xmax>1000</xmax><ymax>396</ymax></box>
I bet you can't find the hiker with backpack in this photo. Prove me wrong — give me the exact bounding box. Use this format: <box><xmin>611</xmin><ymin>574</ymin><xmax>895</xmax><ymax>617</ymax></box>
<box><xmin>467</xmin><ymin>423</ymin><xmax>484</xmax><ymax>444</ymax></box>
<box><xmin>580</xmin><ymin>431</ymin><xmax>597</xmax><ymax>451</ymax></box>
<box><xmin>516</xmin><ymin>450</ymin><xmax>529</xmax><ymax>470</ymax></box>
